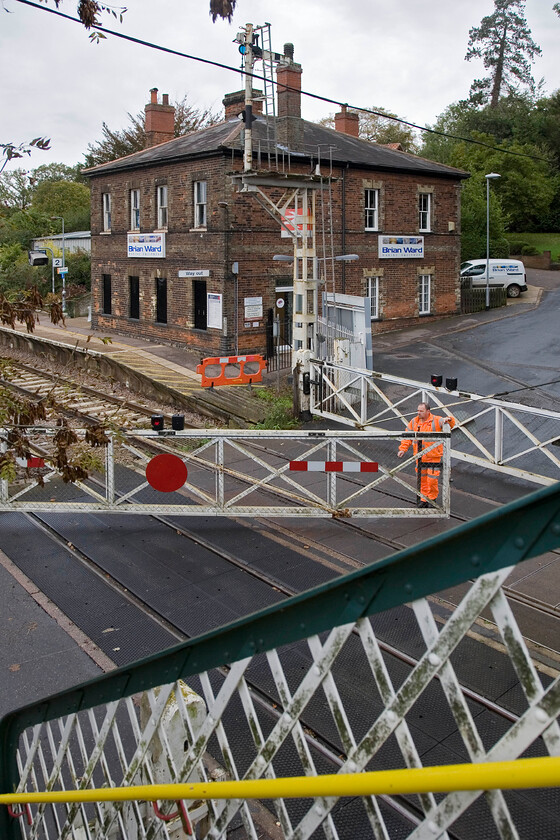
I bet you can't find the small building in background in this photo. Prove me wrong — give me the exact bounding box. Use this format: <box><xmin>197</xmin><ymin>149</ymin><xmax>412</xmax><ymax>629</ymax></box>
<box><xmin>32</xmin><ymin>231</ymin><xmax>91</xmax><ymax>256</ymax></box>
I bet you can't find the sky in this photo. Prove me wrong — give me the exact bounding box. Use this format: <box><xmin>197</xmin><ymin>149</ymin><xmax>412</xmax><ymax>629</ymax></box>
<box><xmin>1</xmin><ymin>0</ymin><xmax>559</xmax><ymax>170</ymax></box>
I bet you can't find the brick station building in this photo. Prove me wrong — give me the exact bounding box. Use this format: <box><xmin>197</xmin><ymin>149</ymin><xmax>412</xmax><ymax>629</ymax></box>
<box><xmin>85</xmin><ymin>48</ymin><xmax>468</xmax><ymax>357</ymax></box>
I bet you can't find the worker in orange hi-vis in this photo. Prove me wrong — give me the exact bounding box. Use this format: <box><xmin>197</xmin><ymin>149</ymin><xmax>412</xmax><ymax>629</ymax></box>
<box><xmin>397</xmin><ymin>402</ymin><xmax>455</xmax><ymax>507</ymax></box>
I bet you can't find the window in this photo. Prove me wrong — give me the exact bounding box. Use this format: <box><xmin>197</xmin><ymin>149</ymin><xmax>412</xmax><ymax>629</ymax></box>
<box><xmin>102</xmin><ymin>193</ymin><xmax>111</xmax><ymax>231</ymax></box>
<box><xmin>194</xmin><ymin>181</ymin><xmax>207</xmax><ymax>228</ymax></box>
<box><xmin>364</xmin><ymin>189</ymin><xmax>379</xmax><ymax>231</ymax></box>
<box><xmin>419</xmin><ymin>193</ymin><xmax>431</xmax><ymax>232</ymax></box>
<box><xmin>157</xmin><ymin>185</ymin><xmax>168</xmax><ymax>229</ymax></box>
<box><xmin>130</xmin><ymin>189</ymin><xmax>140</xmax><ymax>230</ymax></box>
<box><xmin>129</xmin><ymin>276</ymin><xmax>139</xmax><ymax>319</ymax></box>
<box><xmin>367</xmin><ymin>276</ymin><xmax>380</xmax><ymax>320</ymax></box>
<box><xmin>102</xmin><ymin>274</ymin><xmax>112</xmax><ymax>315</ymax></box>
<box><xmin>419</xmin><ymin>274</ymin><xmax>431</xmax><ymax>315</ymax></box>
<box><xmin>155</xmin><ymin>278</ymin><xmax>167</xmax><ymax>323</ymax></box>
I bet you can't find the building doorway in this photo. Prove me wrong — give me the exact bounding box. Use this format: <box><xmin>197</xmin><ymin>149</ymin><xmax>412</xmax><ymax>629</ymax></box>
<box><xmin>194</xmin><ymin>280</ymin><xmax>207</xmax><ymax>330</ymax></box>
<box><xmin>155</xmin><ymin>278</ymin><xmax>167</xmax><ymax>324</ymax></box>
<box><xmin>275</xmin><ymin>288</ymin><xmax>293</xmax><ymax>345</ymax></box>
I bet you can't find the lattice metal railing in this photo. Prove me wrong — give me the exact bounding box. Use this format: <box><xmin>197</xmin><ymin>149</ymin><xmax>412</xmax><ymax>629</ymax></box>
<box><xmin>310</xmin><ymin>360</ymin><xmax>560</xmax><ymax>485</ymax></box>
<box><xmin>2</xmin><ymin>483</ymin><xmax>560</xmax><ymax>839</ymax></box>
<box><xmin>0</xmin><ymin>428</ymin><xmax>451</xmax><ymax>517</ymax></box>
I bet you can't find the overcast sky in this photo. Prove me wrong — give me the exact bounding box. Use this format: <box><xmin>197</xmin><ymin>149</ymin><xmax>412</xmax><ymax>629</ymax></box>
<box><xmin>1</xmin><ymin>0</ymin><xmax>558</xmax><ymax>170</ymax></box>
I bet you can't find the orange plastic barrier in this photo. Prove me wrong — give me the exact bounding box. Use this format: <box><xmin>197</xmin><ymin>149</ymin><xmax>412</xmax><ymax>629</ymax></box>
<box><xmin>196</xmin><ymin>355</ymin><xmax>267</xmax><ymax>387</ymax></box>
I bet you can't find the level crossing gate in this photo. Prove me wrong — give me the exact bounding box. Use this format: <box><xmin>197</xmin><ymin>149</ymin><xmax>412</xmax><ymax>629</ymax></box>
<box><xmin>1</xmin><ymin>482</ymin><xmax>560</xmax><ymax>839</ymax></box>
<box><xmin>309</xmin><ymin>359</ymin><xmax>560</xmax><ymax>486</ymax></box>
<box><xmin>0</xmin><ymin>427</ymin><xmax>452</xmax><ymax>517</ymax></box>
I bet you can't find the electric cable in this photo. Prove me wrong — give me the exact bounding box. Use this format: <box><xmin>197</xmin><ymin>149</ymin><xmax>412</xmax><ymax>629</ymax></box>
<box><xmin>12</xmin><ymin>0</ymin><xmax>553</xmax><ymax>164</ymax></box>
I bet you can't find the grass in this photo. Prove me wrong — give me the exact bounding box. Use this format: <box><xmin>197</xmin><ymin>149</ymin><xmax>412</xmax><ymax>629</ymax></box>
<box><xmin>505</xmin><ymin>232</ymin><xmax>560</xmax><ymax>261</ymax></box>
<box><xmin>252</xmin><ymin>386</ymin><xmax>300</xmax><ymax>430</ymax></box>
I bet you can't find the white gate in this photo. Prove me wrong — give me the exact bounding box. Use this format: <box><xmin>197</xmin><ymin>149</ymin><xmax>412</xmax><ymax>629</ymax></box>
<box><xmin>310</xmin><ymin>360</ymin><xmax>560</xmax><ymax>486</ymax></box>
<box><xmin>0</xmin><ymin>428</ymin><xmax>452</xmax><ymax>517</ymax></box>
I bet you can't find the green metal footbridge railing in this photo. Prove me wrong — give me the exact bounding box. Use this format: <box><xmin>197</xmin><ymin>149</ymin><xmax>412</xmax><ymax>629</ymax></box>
<box><xmin>1</xmin><ymin>482</ymin><xmax>560</xmax><ymax>839</ymax></box>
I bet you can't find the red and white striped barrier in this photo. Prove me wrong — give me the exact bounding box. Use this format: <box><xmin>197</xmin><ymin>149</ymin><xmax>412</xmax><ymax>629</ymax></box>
<box><xmin>289</xmin><ymin>461</ymin><xmax>378</xmax><ymax>473</ymax></box>
<box><xmin>16</xmin><ymin>456</ymin><xmax>45</xmax><ymax>469</ymax></box>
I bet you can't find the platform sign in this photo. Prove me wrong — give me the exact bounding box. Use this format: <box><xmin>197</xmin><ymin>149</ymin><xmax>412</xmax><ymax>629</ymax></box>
<box><xmin>57</xmin><ymin>266</ymin><xmax>69</xmax><ymax>274</ymax></box>
<box><xmin>53</xmin><ymin>258</ymin><xmax>63</xmax><ymax>268</ymax></box>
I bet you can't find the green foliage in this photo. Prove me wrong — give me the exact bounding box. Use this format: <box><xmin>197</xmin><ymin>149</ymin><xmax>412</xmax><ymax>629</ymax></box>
<box><xmin>33</xmin><ymin>180</ymin><xmax>90</xmax><ymax>224</ymax></box>
<box><xmin>505</xmin><ymin>232</ymin><xmax>560</xmax><ymax>260</ymax></box>
<box><xmin>460</xmin><ymin>175</ymin><xmax>509</xmax><ymax>261</ymax></box>
<box><xmin>252</xmin><ymin>388</ymin><xmax>299</xmax><ymax>430</ymax></box>
<box><xmin>465</xmin><ymin>0</ymin><xmax>541</xmax><ymax>107</ymax></box>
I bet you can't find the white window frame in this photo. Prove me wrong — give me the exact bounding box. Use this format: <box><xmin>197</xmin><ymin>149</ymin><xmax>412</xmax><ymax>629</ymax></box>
<box><xmin>364</xmin><ymin>188</ymin><xmax>379</xmax><ymax>231</ymax></box>
<box><xmin>194</xmin><ymin>181</ymin><xmax>207</xmax><ymax>228</ymax></box>
<box><xmin>157</xmin><ymin>185</ymin><xmax>168</xmax><ymax>229</ymax></box>
<box><xmin>419</xmin><ymin>192</ymin><xmax>431</xmax><ymax>232</ymax></box>
<box><xmin>367</xmin><ymin>276</ymin><xmax>380</xmax><ymax>320</ymax></box>
<box><xmin>419</xmin><ymin>274</ymin><xmax>431</xmax><ymax>315</ymax></box>
<box><xmin>102</xmin><ymin>193</ymin><xmax>111</xmax><ymax>232</ymax></box>
<box><xmin>130</xmin><ymin>189</ymin><xmax>140</xmax><ymax>231</ymax></box>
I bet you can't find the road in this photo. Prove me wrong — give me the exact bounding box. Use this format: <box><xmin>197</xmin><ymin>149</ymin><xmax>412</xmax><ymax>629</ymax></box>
<box><xmin>1</xmin><ymin>267</ymin><xmax>560</xmax><ymax>839</ymax></box>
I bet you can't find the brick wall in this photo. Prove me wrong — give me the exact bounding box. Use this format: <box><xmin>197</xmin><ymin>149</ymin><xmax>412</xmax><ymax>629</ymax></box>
<box><xmin>90</xmin><ymin>150</ymin><xmax>462</xmax><ymax>355</ymax></box>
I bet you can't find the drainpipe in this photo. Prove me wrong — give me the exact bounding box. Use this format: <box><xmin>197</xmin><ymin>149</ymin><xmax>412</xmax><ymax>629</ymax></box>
<box><xmin>341</xmin><ymin>165</ymin><xmax>348</xmax><ymax>293</ymax></box>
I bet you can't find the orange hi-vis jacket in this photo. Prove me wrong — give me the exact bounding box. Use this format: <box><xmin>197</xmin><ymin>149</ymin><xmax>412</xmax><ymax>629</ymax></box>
<box><xmin>398</xmin><ymin>412</ymin><xmax>456</xmax><ymax>463</ymax></box>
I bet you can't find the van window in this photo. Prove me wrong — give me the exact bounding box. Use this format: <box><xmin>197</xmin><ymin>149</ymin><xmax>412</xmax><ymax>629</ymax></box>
<box><xmin>462</xmin><ymin>264</ymin><xmax>486</xmax><ymax>276</ymax></box>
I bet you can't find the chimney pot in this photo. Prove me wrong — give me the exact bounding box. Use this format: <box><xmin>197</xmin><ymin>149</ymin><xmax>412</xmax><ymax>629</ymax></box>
<box><xmin>162</xmin><ymin>93</ymin><xmax>169</xmax><ymax>106</ymax></box>
<box><xmin>283</xmin><ymin>42</ymin><xmax>294</xmax><ymax>61</ymax></box>
<box><xmin>150</xmin><ymin>87</ymin><xmax>158</xmax><ymax>104</ymax></box>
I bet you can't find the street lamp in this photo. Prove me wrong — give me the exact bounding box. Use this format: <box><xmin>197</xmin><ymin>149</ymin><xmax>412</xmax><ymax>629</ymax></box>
<box><xmin>485</xmin><ymin>173</ymin><xmax>500</xmax><ymax>310</ymax></box>
<box><xmin>51</xmin><ymin>215</ymin><xmax>66</xmax><ymax>313</ymax></box>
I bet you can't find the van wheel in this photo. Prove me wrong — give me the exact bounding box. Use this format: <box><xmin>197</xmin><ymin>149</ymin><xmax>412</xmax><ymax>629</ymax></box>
<box><xmin>507</xmin><ymin>284</ymin><xmax>521</xmax><ymax>298</ymax></box>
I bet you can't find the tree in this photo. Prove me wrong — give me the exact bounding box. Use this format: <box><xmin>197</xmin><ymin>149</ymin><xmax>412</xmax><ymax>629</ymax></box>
<box><xmin>465</xmin><ymin>0</ymin><xmax>541</xmax><ymax>108</ymax></box>
<box><xmin>33</xmin><ymin>180</ymin><xmax>90</xmax><ymax>225</ymax></box>
<box><xmin>83</xmin><ymin>95</ymin><xmax>221</xmax><ymax>167</ymax></box>
<box><xmin>317</xmin><ymin>107</ymin><xmax>419</xmax><ymax>153</ymax></box>
<box><xmin>0</xmin><ymin>169</ymin><xmax>36</xmax><ymax>212</ymax></box>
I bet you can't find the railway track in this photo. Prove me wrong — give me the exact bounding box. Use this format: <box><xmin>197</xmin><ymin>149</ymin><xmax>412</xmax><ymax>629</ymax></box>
<box><xmin>1</xmin><ymin>360</ymin><xmax>201</xmax><ymax>429</ymax></box>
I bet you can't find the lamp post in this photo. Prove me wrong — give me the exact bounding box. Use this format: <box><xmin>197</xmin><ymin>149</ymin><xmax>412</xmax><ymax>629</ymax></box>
<box><xmin>485</xmin><ymin>173</ymin><xmax>500</xmax><ymax>310</ymax></box>
<box><xmin>51</xmin><ymin>215</ymin><xmax>66</xmax><ymax>313</ymax></box>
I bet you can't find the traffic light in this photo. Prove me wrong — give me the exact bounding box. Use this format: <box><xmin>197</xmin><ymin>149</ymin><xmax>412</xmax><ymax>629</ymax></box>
<box><xmin>28</xmin><ymin>250</ymin><xmax>48</xmax><ymax>266</ymax></box>
<box><xmin>240</xmin><ymin>105</ymin><xmax>257</xmax><ymax>126</ymax></box>
<box><xmin>151</xmin><ymin>415</ymin><xmax>164</xmax><ymax>431</ymax></box>
<box><xmin>430</xmin><ymin>374</ymin><xmax>443</xmax><ymax>387</ymax></box>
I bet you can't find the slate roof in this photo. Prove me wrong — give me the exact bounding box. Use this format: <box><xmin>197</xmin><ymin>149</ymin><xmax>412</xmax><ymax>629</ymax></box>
<box><xmin>84</xmin><ymin>116</ymin><xmax>468</xmax><ymax>180</ymax></box>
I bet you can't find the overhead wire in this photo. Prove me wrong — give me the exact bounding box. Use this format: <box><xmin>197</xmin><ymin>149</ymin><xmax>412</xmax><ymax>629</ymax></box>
<box><xmin>12</xmin><ymin>0</ymin><xmax>553</xmax><ymax>165</ymax></box>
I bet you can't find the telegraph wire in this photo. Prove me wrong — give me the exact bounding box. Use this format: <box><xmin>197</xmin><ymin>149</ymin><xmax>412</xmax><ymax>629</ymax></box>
<box><xmin>12</xmin><ymin>0</ymin><xmax>552</xmax><ymax>165</ymax></box>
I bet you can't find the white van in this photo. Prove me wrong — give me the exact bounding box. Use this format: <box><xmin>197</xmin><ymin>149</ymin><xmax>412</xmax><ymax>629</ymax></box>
<box><xmin>460</xmin><ymin>259</ymin><xmax>527</xmax><ymax>298</ymax></box>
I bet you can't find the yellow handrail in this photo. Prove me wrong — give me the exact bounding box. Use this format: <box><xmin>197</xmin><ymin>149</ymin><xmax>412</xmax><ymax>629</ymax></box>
<box><xmin>2</xmin><ymin>756</ymin><xmax>560</xmax><ymax>806</ymax></box>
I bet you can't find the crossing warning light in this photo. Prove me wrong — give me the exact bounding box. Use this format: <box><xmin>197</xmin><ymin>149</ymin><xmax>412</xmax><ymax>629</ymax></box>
<box><xmin>151</xmin><ymin>415</ymin><xmax>164</xmax><ymax>431</ymax></box>
<box><xmin>171</xmin><ymin>414</ymin><xmax>185</xmax><ymax>431</ymax></box>
<box><xmin>446</xmin><ymin>377</ymin><xmax>458</xmax><ymax>391</ymax></box>
<box><xmin>430</xmin><ymin>374</ymin><xmax>443</xmax><ymax>387</ymax></box>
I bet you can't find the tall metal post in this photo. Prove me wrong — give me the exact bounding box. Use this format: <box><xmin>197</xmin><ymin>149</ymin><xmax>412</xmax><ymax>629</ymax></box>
<box><xmin>485</xmin><ymin>173</ymin><xmax>500</xmax><ymax>310</ymax></box>
<box><xmin>243</xmin><ymin>24</ymin><xmax>254</xmax><ymax>173</ymax></box>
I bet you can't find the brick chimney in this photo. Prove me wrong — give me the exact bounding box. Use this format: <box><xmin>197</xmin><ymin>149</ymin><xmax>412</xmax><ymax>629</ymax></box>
<box><xmin>223</xmin><ymin>89</ymin><xmax>264</xmax><ymax>120</ymax></box>
<box><xmin>276</xmin><ymin>43</ymin><xmax>303</xmax><ymax>151</ymax></box>
<box><xmin>334</xmin><ymin>105</ymin><xmax>360</xmax><ymax>138</ymax></box>
<box><xmin>144</xmin><ymin>88</ymin><xmax>175</xmax><ymax>148</ymax></box>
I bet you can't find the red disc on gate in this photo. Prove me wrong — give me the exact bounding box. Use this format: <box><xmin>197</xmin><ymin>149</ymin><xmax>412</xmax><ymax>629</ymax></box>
<box><xmin>146</xmin><ymin>453</ymin><xmax>188</xmax><ymax>493</ymax></box>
